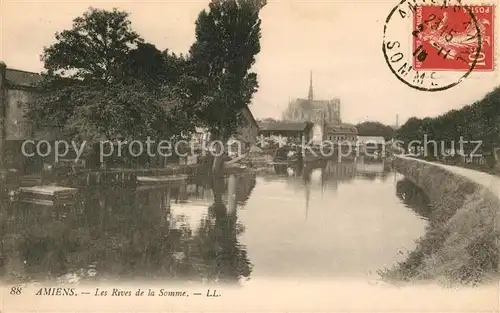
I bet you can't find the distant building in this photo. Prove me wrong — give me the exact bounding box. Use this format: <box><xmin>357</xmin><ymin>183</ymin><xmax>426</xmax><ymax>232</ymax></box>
<box><xmin>235</xmin><ymin>106</ymin><xmax>260</xmax><ymax>150</ymax></box>
<box><xmin>193</xmin><ymin>106</ymin><xmax>259</xmax><ymax>156</ymax></box>
<box><xmin>227</xmin><ymin>106</ymin><xmax>260</xmax><ymax>156</ymax></box>
<box><xmin>282</xmin><ymin>72</ymin><xmax>341</xmax><ymax>126</ymax></box>
<box><xmin>357</xmin><ymin>136</ymin><xmax>386</xmax><ymax>154</ymax></box>
<box><xmin>258</xmin><ymin>121</ymin><xmax>314</xmax><ymax>144</ymax></box>
<box><xmin>324</xmin><ymin>124</ymin><xmax>358</xmax><ymax>145</ymax></box>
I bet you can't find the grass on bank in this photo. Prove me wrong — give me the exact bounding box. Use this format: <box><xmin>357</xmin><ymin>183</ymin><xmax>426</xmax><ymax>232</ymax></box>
<box><xmin>379</xmin><ymin>159</ymin><xmax>500</xmax><ymax>286</ymax></box>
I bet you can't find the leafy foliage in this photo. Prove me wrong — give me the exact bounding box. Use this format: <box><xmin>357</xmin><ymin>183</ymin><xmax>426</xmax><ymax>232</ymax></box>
<box><xmin>123</xmin><ymin>43</ymin><xmax>188</xmax><ymax>90</ymax></box>
<box><xmin>396</xmin><ymin>87</ymin><xmax>500</xmax><ymax>154</ymax></box>
<box><xmin>42</xmin><ymin>7</ymin><xmax>142</xmax><ymax>82</ymax></box>
<box><xmin>355</xmin><ymin>121</ymin><xmax>395</xmax><ymax>140</ymax></box>
<box><xmin>60</xmin><ymin>79</ymin><xmax>189</xmax><ymax>141</ymax></box>
<box><xmin>28</xmin><ymin>8</ymin><xmax>194</xmax><ymax>142</ymax></box>
<box><xmin>186</xmin><ymin>0</ymin><xmax>266</xmax><ymax>141</ymax></box>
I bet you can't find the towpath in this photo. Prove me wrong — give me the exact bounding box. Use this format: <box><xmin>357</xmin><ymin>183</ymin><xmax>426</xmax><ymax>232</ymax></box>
<box><xmin>397</xmin><ymin>155</ymin><xmax>500</xmax><ymax>197</ymax></box>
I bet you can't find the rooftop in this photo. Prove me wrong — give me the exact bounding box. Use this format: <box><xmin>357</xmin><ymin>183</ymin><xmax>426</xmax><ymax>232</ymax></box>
<box><xmin>258</xmin><ymin>121</ymin><xmax>313</xmax><ymax>132</ymax></box>
<box><xmin>241</xmin><ymin>106</ymin><xmax>259</xmax><ymax>129</ymax></box>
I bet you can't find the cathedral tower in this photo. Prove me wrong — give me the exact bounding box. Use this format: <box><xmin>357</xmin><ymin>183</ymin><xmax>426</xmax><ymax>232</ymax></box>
<box><xmin>308</xmin><ymin>71</ymin><xmax>313</xmax><ymax>101</ymax></box>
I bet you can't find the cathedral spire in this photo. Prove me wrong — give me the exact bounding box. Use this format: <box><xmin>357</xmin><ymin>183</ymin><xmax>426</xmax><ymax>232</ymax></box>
<box><xmin>308</xmin><ymin>71</ymin><xmax>313</xmax><ymax>101</ymax></box>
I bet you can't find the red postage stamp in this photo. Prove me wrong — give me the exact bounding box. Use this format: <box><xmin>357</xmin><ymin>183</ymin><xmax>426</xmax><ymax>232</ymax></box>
<box><xmin>413</xmin><ymin>4</ymin><xmax>495</xmax><ymax>71</ymax></box>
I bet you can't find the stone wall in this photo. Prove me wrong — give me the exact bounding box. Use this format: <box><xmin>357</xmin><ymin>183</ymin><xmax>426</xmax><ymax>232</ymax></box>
<box><xmin>5</xmin><ymin>89</ymin><xmax>34</xmax><ymax>140</ymax></box>
<box><xmin>0</xmin><ymin>63</ymin><xmax>42</xmax><ymax>170</ymax></box>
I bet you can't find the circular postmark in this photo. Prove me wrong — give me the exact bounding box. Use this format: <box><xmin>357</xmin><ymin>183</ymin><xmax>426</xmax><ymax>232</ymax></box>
<box><xmin>382</xmin><ymin>0</ymin><xmax>483</xmax><ymax>91</ymax></box>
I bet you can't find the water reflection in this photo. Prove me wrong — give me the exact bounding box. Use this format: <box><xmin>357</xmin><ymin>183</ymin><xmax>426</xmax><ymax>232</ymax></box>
<box><xmin>0</xmin><ymin>159</ymin><xmax>431</xmax><ymax>284</ymax></box>
<box><xmin>238</xmin><ymin>159</ymin><xmax>428</xmax><ymax>279</ymax></box>
<box><xmin>395</xmin><ymin>178</ymin><xmax>432</xmax><ymax>220</ymax></box>
<box><xmin>319</xmin><ymin>160</ymin><xmax>357</xmax><ymax>191</ymax></box>
<box><xmin>180</xmin><ymin>204</ymin><xmax>252</xmax><ymax>284</ymax></box>
<box><xmin>0</xmin><ymin>173</ymin><xmax>256</xmax><ymax>285</ymax></box>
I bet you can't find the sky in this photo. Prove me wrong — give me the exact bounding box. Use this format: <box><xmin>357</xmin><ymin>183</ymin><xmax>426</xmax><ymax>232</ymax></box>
<box><xmin>0</xmin><ymin>0</ymin><xmax>498</xmax><ymax>126</ymax></box>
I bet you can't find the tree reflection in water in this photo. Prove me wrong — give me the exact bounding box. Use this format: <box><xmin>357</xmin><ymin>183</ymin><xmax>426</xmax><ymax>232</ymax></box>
<box><xmin>0</xmin><ymin>173</ymin><xmax>255</xmax><ymax>285</ymax></box>
<box><xmin>177</xmin><ymin>203</ymin><xmax>251</xmax><ymax>284</ymax></box>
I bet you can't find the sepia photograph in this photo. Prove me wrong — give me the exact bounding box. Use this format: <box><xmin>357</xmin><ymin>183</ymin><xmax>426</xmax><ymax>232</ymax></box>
<box><xmin>0</xmin><ymin>0</ymin><xmax>499</xmax><ymax>311</ymax></box>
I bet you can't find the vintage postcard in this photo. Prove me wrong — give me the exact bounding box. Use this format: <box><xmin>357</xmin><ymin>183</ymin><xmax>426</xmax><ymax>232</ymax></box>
<box><xmin>0</xmin><ymin>0</ymin><xmax>500</xmax><ymax>312</ymax></box>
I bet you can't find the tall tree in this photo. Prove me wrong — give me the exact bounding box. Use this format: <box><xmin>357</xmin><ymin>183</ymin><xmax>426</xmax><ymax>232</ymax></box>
<box><xmin>188</xmin><ymin>0</ymin><xmax>265</xmax><ymax>141</ymax></box>
<box><xmin>472</xmin><ymin>87</ymin><xmax>500</xmax><ymax>150</ymax></box>
<box><xmin>28</xmin><ymin>8</ymin><xmax>193</xmax><ymax>145</ymax></box>
<box><xmin>42</xmin><ymin>7</ymin><xmax>142</xmax><ymax>82</ymax></box>
<box><xmin>396</xmin><ymin>86</ymin><xmax>500</xmax><ymax>160</ymax></box>
<box><xmin>124</xmin><ymin>43</ymin><xmax>188</xmax><ymax>90</ymax></box>
<box><xmin>396</xmin><ymin>117</ymin><xmax>424</xmax><ymax>153</ymax></box>
<box><xmin>355</xmin><ymin>121</ymin><xmax>395</xmax><ymax>140</ymax></box>
<box><xmin>187</xmin><ymin>0</ymin><xmax>266</xmax><ymax>205</ymax></box>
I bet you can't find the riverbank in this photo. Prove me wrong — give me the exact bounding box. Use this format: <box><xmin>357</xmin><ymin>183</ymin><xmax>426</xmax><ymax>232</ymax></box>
<box><xmin>382</xmin><ymin>156</ymin><xmax>500</xmax><ymax>285</ymax></box>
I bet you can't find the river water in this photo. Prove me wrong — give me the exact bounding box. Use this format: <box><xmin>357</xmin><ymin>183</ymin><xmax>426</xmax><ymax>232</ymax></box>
<box><xmin>0</xmin><ymin>159</ymin><xmax>430</xmax><ymax>285</ymax></box>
